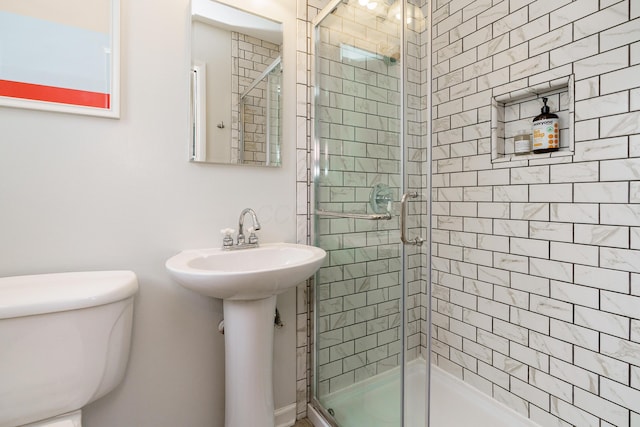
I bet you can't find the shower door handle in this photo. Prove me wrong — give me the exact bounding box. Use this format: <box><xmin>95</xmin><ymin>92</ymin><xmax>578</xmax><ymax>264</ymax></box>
<box><xmin>400</xmin><ymin>191</ymin><xmax>425</xmax><ymax>246</ymax></box>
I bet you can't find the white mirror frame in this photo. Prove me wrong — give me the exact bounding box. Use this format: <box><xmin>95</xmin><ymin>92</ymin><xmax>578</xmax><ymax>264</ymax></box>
<box><xmin>0</xmin><ymin>0</ymin><xmax>120</xmax><ymax>118</ymax></box>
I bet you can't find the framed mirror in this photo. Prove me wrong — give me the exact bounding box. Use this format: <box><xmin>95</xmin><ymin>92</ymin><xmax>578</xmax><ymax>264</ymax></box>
<box><xmin>190</xmin><ymin>0</ymin><xmax>283</xmax><ymax>166</ymax></box>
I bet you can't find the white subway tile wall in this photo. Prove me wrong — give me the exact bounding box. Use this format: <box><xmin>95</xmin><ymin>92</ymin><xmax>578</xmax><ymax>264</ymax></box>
<box><xmin>431</xmin><ymin>0</ymin><xmax>640</xmax><ymax>426</ymax></box>
<box><xmin>295</xmin><ymin>0</ymin><xmax>639</xmax><ymax>425</ymax></box>
<box><xmin>231</xmin><ymin>32</ymin><xmax>281</xmax><ymax>164</ymax></box>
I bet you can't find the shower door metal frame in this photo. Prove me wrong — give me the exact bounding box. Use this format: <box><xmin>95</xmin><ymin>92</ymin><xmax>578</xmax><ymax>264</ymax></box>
<box><xmin>310</xmin><ymin>3</ymin><xmax>349</xmax><ymax>425</ymax></box>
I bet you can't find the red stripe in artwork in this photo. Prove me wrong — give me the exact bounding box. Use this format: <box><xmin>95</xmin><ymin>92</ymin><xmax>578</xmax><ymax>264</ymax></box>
<box><xmin>0</xmin><ymin>80</ymin><xmax>110</xmax><ymax>109</ymax></box>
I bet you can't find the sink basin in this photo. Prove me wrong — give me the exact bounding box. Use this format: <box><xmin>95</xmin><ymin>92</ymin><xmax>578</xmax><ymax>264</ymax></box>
<box><xmin>165</xmin><ymin>242</ymin><xmax>326</xmax><ymax>300</ymax></box>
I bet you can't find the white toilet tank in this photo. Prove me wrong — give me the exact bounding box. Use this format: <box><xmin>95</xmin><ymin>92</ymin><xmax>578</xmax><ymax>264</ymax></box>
<box><xmin>0</xmin><ymin>271</ymin><xmax>138</xmax><ymax>427</ymax></box>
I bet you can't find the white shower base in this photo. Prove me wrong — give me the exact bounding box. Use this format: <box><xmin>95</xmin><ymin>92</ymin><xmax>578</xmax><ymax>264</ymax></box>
<box><xmin>309</xmin><ymin>359</ymin><xmax>541</xmax><ymax>427</ymax></box>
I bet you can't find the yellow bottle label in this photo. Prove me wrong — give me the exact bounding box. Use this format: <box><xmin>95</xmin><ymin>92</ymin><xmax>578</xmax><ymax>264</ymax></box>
<box><xmin>533</xmin><ymin>118</ymin><xmax>559</xmax><ymax>149</ymax></box>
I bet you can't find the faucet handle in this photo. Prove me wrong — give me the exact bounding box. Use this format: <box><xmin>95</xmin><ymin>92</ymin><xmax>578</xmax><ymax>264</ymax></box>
<box><xmin>247</xmin><ymin>227</ymin><xmax>259</xmax><ymax>245</ymax></box>
<box><xmin>220</xmin><ymin>228</ymin><xmax>235</xmax><ymax>247</ymax></box>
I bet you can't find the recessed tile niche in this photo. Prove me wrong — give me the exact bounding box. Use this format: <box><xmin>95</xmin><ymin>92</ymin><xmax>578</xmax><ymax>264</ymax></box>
<box><xmin>491</xmin><ymin>76</ymin><xmax>575</xmax><ymax>164</ymax></box>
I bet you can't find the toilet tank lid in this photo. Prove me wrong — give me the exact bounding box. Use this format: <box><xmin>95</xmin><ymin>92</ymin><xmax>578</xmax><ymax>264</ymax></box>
<box><xmin>0</xmin><ymin>271</ymin><xmax>138</xmax><ymax>319</ymax></box>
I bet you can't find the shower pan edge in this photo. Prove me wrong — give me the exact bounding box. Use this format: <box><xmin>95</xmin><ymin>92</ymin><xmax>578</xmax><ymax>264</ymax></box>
<box><xmin>307</xmin><ymin>358</ymin><xmax>543</xmax><ymax>427</ymax></box>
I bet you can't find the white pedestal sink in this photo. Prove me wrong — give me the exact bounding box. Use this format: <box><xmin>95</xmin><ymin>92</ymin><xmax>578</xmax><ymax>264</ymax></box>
<box><xmin>166</xmin><ymin>242</ymin><xmax>326</xmax><ymax>427</ymax></box>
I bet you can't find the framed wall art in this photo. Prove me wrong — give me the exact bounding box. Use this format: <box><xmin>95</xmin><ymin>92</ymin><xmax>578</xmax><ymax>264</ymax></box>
<box><xmin>0</xmin><ymin>0</ymin><xmax>120</xmax><ymax>118</ymax></box>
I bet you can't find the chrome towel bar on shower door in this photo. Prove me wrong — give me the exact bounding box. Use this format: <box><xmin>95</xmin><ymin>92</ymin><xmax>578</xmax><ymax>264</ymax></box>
<box><xmin>315</xmin><ymin>210</ymin><xmax>392</xmax><ymax>220</ymax></box>
<box><xmin>400</xmin><ymin>192</ymin><xmax>425</xmax><ymax>246</ymax></box>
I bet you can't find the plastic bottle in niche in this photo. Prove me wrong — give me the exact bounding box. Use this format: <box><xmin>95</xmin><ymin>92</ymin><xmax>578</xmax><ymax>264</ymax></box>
<box><xmin>514</xmin><ymin>129</ymin><xmax>531</xmax><ymax>155</ymax></box>
<box><xmin>532</xmin><ymin>97</ymin><xmax>559</xmax><ymax>153</ymax></box>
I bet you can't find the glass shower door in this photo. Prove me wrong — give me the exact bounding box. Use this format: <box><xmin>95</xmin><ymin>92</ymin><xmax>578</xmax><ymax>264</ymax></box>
<box><xmin>312</xmin><ymin>1</ymin><xmax>409</xmax><ymax>425</ymax></box>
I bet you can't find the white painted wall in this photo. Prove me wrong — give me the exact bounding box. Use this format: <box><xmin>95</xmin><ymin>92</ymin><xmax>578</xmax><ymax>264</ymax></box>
<box><xmin>0</xmin><ymin>0</ymin><xmax>298</xmax><ymax>425</ymax></box>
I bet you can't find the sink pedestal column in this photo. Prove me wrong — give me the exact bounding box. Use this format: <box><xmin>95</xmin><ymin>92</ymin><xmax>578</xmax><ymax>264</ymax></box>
<box><xmin>223</xmin><ymin>295</ymin><xmax>277</xmax><ymax>427</ymax></box>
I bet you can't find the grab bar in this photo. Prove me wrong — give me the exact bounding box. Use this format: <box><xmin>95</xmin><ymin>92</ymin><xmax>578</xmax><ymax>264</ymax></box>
<box><xmin>400</xmin><ymin>192</ymin><xmax>425</xmax><ymax>246</ymax></box>
<box><xmin>316</xmin><ymin>209</ymin><xmax>392</xmax><ymax>220</ymax></box>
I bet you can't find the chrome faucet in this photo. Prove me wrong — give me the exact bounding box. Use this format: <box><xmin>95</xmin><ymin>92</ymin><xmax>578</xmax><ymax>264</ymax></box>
<box><xmin>236</xmin><ymin>208</ymin><xmax>261</xmax><ymax>247</ymax></box>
